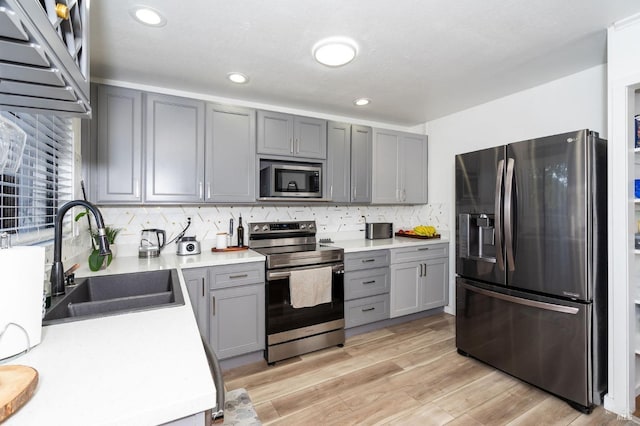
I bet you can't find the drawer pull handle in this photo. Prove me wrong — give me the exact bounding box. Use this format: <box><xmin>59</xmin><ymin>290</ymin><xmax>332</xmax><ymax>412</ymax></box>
<box><xmin>362</xmin><ymin>259</ymin><xmax>375</xmax><ymax>263</ymax></box>
<box><xmin>362</xmin><ymin>280</ymin><xmax>376</xmax><ymax>285</ymax></box>
<box><xmin>418</xmin><ymin>248</ymin><xmax>430</xmax><ymax>251</ymax></box>
<box><xmin>229</xmin><ymin>274</ymin><xmax>248</xmax><ymax>279</ymax></box>
<box><xmin>362</xmin><ymin>307</ymin><xmax>375</xmax><ymax>312</ymax></box>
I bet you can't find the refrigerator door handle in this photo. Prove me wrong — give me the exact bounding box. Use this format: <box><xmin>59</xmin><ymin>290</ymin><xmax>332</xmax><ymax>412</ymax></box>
<box><xmin>494</xmin><ymin>159</ymin><xmax>505</xmax><ymax>271</ymax></box>
<box><xmin>459</xmin><ymin>282</ymin><xmax>579</xmax><ymax>314</ymax></box>
<box><xmin>504</xmin><ymin>157</ymin><xmax>515</xmax><ymax>272</ymax></box>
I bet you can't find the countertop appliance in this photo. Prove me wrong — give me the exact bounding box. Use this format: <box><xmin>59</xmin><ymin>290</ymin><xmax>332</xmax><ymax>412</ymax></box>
<box><xmin>176</xmin><ymin>236</ymin><xmax>201</xmax><ymax>256</ymax></box>
<box><xmin>248</xmin><ymin>220</ymin><xmax>344</xmax><ymax>364</ymax></box>
<box><xmin>138</xmin><ymin>229</ymin><xmax>166</xmax><ymax>258</ymax></box>
<box><xmin>455</xmin><ymin>129</ymin><xmax>607</xmax><ymax>413</ymax></box>
<box><xmin>259</xmin><ymin>160</ymin><xmax>322</xmax><ymax>199</ymax></box>
<box><xmin>365</xmin><ymin>222</ymin><xmax>393</xmax><ymax>240</ymax></box>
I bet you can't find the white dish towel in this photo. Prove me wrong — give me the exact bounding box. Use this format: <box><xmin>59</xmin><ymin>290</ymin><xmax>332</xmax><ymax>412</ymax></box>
<box><xmin>289</xmin><ymin>266</ymin><xmax>332</xmax><ymax>308</ymax></box>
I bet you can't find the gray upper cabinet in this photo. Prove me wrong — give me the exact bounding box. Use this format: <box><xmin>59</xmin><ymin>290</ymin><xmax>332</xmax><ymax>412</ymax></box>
<box><xmin>257</xmin><ymin>110</ymin><xmax>327</xmax><ymax>159</ymax></box>
<box><xmin>372</xmin><ymin>129</ymin><xmax>427</xmax><ymax>204</ymax></box>
<box><xmin>400</xmin><ymin>133</ymin><xmax>428</xmax><ymax>204</ymax></box>
<box><xmin>145</xmin><ymin>93</ymin><xmax>206</xmax><ymax>203</ymax></box>
<box><xmin>93</xmin><ymin>85</ymin><xmax>142</xmax><ymax>203</ymax></box>
<box><xmin>327</xmin><ymin>121</ymin><xmax>351</xmax><ymax>202</ymax></box>
<box><xmin>327</xmin><ymin>122</ymin><xmax>371</xmax><ymax>203</ymax></box>
<box><xmin>351</xmin><ymin>125</ymin><xmax>372</xmax><ymax>203</ymax></box>
<box><xmin>372</xmin><ymin>129</ymin><xmax>400</xmax><ymax>203</ymax></box>
<box><xmin>205</xmin><ymin>104</ymin><xmax>256</xmax><ymax>203</ymax></box>
<box><xmin>294</xmin><ymin>115</ymin><xmax>327</xmax><ymax>159</ymax></box>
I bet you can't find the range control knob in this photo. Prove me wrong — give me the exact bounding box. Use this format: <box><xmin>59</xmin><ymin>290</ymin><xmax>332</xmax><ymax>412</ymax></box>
<box><xmin>253</xmin><ymin>225</ymin><xmax>260</xmax><ymax>232</ymax></box>
<box><xmin>300</xmin><ymin>224</ymin><xmax>306</xmax><ymax>229</ymax></box>
<box><xmin>262</xmin><ymin>225</ymin><xmax>269</xmax><ymax>231</ymax></box>
<box><xmin>308</xmin><ymin>223</ymin><xmax>315</xmax><ymax>229</ymax></box>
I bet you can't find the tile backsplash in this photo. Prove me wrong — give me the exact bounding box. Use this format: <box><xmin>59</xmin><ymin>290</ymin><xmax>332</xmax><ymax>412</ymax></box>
<box><xmin>96</xmin><ymin>203</ymin><xmax>448</xmax><ymax>256</ymax></box>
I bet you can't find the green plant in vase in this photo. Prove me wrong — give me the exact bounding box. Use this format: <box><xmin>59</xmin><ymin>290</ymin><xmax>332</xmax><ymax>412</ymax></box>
<box><xmin>75</xmin><ymin>211</ymin><xmax>121</xmax><ymax>271</ymax></box>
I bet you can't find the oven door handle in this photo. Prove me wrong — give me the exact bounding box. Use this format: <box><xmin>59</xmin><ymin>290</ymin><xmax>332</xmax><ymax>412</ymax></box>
<box><xmin>267</xmin><ymin>263</ymin><xmax>344</xmax><ymax>281</ymax></box>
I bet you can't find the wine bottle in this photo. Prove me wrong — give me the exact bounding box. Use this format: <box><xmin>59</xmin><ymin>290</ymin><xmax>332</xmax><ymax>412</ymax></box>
<box><xmin>237</xmin><ymin>215</ymin><xmax>244</xmax><ymax>247</ymax></box>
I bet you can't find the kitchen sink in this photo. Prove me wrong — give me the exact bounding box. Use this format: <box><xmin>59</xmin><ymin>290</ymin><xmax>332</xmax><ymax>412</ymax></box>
<box><xmin>43</xmin><ymin>269</ymin><xmax>184</xmax><ymax>325</ymax></box>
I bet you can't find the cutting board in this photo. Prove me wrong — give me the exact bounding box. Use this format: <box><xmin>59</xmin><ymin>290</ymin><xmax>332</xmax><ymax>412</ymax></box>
<box><xmin>395</xmin><ymin>232</ymin><xmax>441</xmax><ymax>240</ymax></box>
<box><xmin>211</xmin><ymin>246</ymin><xmax>249</xmax><ymax>252</ymax></box>
<box><xmin>0</xmin><ymin>365</ymin><xmax>38</xmax><ymax>422</ymax></box>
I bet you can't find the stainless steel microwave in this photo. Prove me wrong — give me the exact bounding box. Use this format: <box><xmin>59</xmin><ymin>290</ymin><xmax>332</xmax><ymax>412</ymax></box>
<box><xmin>260</xmin><ymin>161</ymin><xmax>322</xmax><ymax>198</ymax></box>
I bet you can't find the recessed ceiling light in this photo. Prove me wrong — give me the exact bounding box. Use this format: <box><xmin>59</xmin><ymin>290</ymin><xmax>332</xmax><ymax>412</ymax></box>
<box><xmin>227</xmin><ymin>72</ymin><xmax>249</xmax><ymax>84</ymax></box>
<box><xmin>354</xmin><ymin>98</ymin><xmax>371</xmax><ymax>106</ymax></box>
<box><xmin>130</xmin><ymin>6</ymin><xmax>166</xmax><ymax>27</ymax></box>
<box><xmin>312</xmin><ymin>37</ymin><xmax>358</xmax><ymax>67</ymax></box>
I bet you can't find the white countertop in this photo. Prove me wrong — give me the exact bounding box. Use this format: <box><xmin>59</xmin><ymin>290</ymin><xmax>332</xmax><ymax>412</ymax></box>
<box><xmin>331</xmin><ymin>235</ymin><xmax>450</xmax><ymax>253</ymax></box>
<box><xmin>2</xmin><ymin>249</ymin><xmax>265</xmax><ymax>426</ymax></box>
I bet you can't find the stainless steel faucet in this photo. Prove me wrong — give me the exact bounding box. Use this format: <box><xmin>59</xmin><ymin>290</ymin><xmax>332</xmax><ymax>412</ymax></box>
<box><xmin>50</xmin><ymin>200</ymin><xmax>111</xmax><ymax>296</ymax></box>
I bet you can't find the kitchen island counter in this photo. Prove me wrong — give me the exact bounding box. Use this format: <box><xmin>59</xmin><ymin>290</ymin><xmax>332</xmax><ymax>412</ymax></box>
<box><xmin>3</xmin><ymin>249</ymin><xmax>265</xmax><ymax>425</ymax></box>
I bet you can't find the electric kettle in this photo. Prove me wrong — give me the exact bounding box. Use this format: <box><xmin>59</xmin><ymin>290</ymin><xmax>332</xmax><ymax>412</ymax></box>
<box><xmin>138</xmin><ymin>228</ymin><xmax>166</xmax><ymax>258</ymax></box>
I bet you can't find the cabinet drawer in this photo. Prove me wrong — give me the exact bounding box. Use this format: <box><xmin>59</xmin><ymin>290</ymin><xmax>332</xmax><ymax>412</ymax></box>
<box><xmin>345</xmin><ymin>268</ymin><xmax>389</xmax><ymax>300</ymax></box>
<box><xmin>345</xmin><ymin>250</ymin><xmax>390</xmax><ymax>271</ymax></box>
<box><xmin>391</xmin><ymin>243</ymin><xmax>448</xmax><ymax>263</ymax></box>
<box><xmin>210</xmin><ymin>262</ymin><xmax>264</xmax><ymax>290</ymax></box>
<box><xmin>345</xmin><ymin>294</ymin><xmax>390</xmax><ymax>328</ymax></box>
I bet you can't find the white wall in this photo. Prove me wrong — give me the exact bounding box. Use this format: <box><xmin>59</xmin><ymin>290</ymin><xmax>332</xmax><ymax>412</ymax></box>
<box><xmin>425</xmin><ymin>64</ymin><xmax>607</xmax><ymax>314</ymax></box>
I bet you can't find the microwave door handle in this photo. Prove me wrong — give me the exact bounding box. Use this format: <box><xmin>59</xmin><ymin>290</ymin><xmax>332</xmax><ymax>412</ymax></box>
<box><xmin>495</xmin><ymin>159</ymin><xmax>504</xmax><ymax>271</ymax></box>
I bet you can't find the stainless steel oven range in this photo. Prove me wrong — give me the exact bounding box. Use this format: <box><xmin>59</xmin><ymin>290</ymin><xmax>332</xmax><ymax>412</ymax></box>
<box><xmin>248</xmin><ymin>220</ymin><xmax>344</xmax><ymax>364</ymax></box>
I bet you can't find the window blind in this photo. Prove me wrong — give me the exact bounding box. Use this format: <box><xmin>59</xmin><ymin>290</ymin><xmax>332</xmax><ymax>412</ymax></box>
<box><xmin>0</xmin><ymin>111</ymin><xmax>73</xmax><ymax>244</ymax></box>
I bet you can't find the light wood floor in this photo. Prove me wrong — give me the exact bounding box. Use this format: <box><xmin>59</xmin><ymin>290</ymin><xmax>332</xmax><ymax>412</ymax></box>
<box><xmin>224</xmin><ymin>313</ymin><xmax>634</xmax><ymax>425</ymax></box>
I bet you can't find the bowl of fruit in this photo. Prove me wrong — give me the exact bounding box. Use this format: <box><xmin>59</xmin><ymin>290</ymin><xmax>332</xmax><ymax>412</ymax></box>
<box><xmin>395</xmin><ymin>225</ymin><xmax>440</xmax><ymax>239</ymax></box>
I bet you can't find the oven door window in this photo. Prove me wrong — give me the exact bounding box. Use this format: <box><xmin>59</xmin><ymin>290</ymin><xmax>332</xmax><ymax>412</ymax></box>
<box><xmin>267</xmin><ymin>267</ymin><xmax>344</xmax><ymax>335</ymax></box>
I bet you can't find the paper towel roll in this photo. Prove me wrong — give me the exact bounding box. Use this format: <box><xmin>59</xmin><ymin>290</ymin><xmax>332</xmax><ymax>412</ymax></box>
<box><xmin>0</xmin><ymin>246</ymin><xmax>45</xmax><ymax>360</ymax></box>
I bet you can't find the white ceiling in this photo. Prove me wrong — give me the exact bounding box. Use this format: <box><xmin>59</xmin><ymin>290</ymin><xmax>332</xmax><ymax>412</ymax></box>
<box><xmin>90</xmin><ymin>1</ymin><xmax>640</xmax><ymax>127</ymax></box>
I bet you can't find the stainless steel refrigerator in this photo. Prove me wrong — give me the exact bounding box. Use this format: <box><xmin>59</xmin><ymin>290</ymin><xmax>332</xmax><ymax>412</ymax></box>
<box><xmin>455</xmin><ymin>129</ymin><xmax>607</xmax><ymax>413</ymax></box>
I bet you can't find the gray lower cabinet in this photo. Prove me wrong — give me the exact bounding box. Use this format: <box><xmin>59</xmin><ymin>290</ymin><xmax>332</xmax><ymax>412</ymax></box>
<box><xmin>327</xmin><ymin>122</ymin><xmax>372</xmax><ymax>203</ymax></box>
<box><xmin>145</xmin><ymin>93</ymin><xmax>206</xmax><ymax>202</ymax></box>
<box><xmin>344</xmin><ymin>250</ymin><xmax>390</xmax><ymax>328</ymax></box>
<box><xmin>182</xmin><ymin>262</ymin><xmax>265</xmax><ymax>360</ymax></box>
<box><xmin>257</xmin><ymin>110</ymin><xmax>327</xmax><ymax>159</ymax></box>
<box><xmin>372</xmin><ymin>128</ymin><xmax>428</xmax><ymax>204</ymax></box>
<box><xmin>93</xmin><ymin>85</ymin><xmax>143</xmax><ymax>203</ymax></box>
<box><xmin>389</xmin><ymin>243</ymin><xmax>448</xmax><ymax>318</ymax></box>
<box><xmin>209</xmin><ymin>263</ymin><xmax>265</xmax><ymax>360</ymax></box>
<box><xmin>183</xmin><ymin>267</ymin><xmax>209</xmax><ymax>340</ymax></box>
<box><xmin>205</xmin><ymin>104</ymin><xmax>256</xmax><ymax>202</ymax></box>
